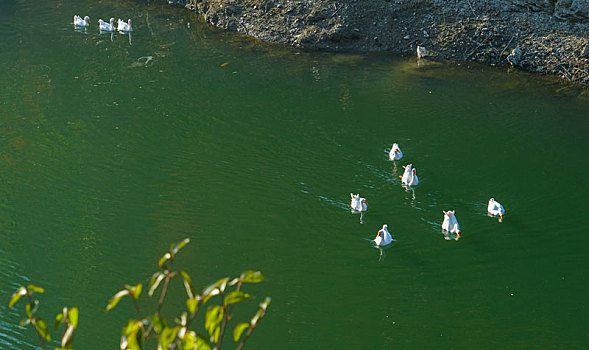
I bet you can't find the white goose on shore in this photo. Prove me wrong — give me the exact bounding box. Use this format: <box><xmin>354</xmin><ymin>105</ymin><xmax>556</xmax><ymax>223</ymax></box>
<box><xmin>388</xmin><ymin>143</ymin><xmax>403</xmax><ymax>161</ymax></box>
<box><xmin>487</xmin><ymin>198</ymin><xmax>505</xmax><ymax>220</ymax></box>
<box><xmin>73</xmin><ymin>15</ymin><xmax>90</xmax><ymax>27</ymax></box>
<box><xmin>373</xmin><ymin>224</ymin><xmax>393</xmax><ymax>246</ymax></box>
<box><xmin>99</xmin><ymin>18</ymin><xmax>116</xmax><ymax>32</ymax></box>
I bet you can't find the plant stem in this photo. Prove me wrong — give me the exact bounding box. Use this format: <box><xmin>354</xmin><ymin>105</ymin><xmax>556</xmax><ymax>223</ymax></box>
<box><xmin>236</xmin><ymin>306</ymin><xmax>267</xmax><ymax>350</ymax></box>
<box><xmin>144</xmin><ymin>272</ymin><xmax>173</xmax><ymax>339</ymax></box>
<box><xmin>217</xmin><ymin>308</ymin><xmax>228</xmax><ymax>349</ymax></box>
<box><xmin>26</xmin><ymin>294</ymin><xmax>47</xmax><ymax>350</ymax></box>
<box><xmin>131</xmin><ymin>294</ymin><xmax>141</xmax><ymax>320</ymax></box>
<box><xmin>217</xmin><ymin>281</ymin><xmax>242</xmax><ymax>349</ymax></box>
<box><xmin>157</xmin><ymin>274</ymin><xmax>171</xmax><ymax>315</ymax></box>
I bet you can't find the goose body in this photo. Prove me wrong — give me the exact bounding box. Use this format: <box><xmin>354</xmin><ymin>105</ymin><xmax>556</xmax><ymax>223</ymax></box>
<box><xmin>401</xmin><ymin>164</ymin><xmax>419</xmax><ymax>186</ymax></box>
<box><xmin>442</xmin><ymin>210</ymin><xmax>461</xmax><ymax>237</ymax></box>
<box><xmin>487</xmin><ymin>198</ymin><xmax>505</xmax><ymax>219</ymax></box>
<box><xmin>350</xmin><ymin>193</ymin><xmax>367</xmax><ymax>212</ymax></box>
<box><xmin>389</xmin><ymin>143</ymin><xmax>403</xmax><ymax>161</ymax></box>
<box><xmin>117</xmin><ymin>18</ymin><xmax>133</xmax><ymax>32</ymax></box>
<box><xmin>74</xmin><ymin>15</ymin><xmax>90</xmax><ymax>27</ymax></box>
<box><xmin>99</xmin><ymin>18</ymin><xmax>116</xmax><ymax>32</ymax></box>
<box><xmin>373</xmin><ymin>224</ymin><xmax>393</xmax><ymax>246</ymax></box>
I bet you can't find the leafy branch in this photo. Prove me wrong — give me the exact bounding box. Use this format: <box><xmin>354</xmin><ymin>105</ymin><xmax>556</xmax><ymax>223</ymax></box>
<box><xmin>104</xmin><ymin>238</ymin><xmax>270</xmax><ymax>349</ymax></box>
<box><xmin>8</xmin><ymin>238</ymin><xmax>270</xmax><ymax>350</ymax></box>
<box><xmin>9</xmin><ymin>284</ymin><xmax>79</xmax><ymax>350</ymax></box>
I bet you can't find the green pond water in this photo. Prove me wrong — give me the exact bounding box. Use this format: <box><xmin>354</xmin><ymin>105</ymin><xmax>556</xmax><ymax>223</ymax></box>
<box><xmin>1</xmin><ymin>0</ymin><xmax>588</xmax><ymax>348</ymax></box>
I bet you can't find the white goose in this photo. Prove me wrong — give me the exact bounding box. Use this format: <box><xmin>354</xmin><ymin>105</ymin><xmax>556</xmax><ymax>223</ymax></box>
<box><xmin>117</xmin><ymin>18</ymin><xmax>133</xmax><ymax>32</ymax></box>
<box><xmin>99</xmin><ymin>18</ymin><xmax>116</xmax><ymax>32</ymax></box>
<box><xmin>388</xmin><ymin>143</ymin><xmax>403</xmax><ymax>161</ymax></box>
<box><xmin>73</xmin><ymin>15</ymin><xmax>90</xmax><ymax>27</ymax></box>
<box><xmin>350</xmin><ymin>193</ymin><xmax>367</xmax><ymax>212</ymax></box>
<box><xmin>373</xmin><ymin>224</ymin><xmax>393</xmax><ymax>246</ymax></box>
<box><xmin>487</xmin><ymin>198</ymin><xmax>505</xmax><ymax>220</ymax></box>
<box><xmin>400</xmin><ymin>164</ymin><xmax>419</xmax><ymax>186</ymax></box>
<box><xmin>442</xmin><ymin>210</ymin><xmax>461</xmax><ymax>237</ymax></box>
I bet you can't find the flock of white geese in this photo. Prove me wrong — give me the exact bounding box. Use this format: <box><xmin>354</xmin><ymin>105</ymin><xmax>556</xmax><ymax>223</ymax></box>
<box><xmin>351</xmin><ymin>143</ymin><xmax>505</xmax><ymax>246</ymax></box>
<box><xmin>73</xmin><ymin>15</ymin><xmax>133</xmax><ymax>32</ymax></box>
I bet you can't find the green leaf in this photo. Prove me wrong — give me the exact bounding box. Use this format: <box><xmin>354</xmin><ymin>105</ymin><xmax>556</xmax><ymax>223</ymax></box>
<box><xmin>55</xmin><ymin>311</ymin><xmax>65</xmax><ymax>331</ymax></box>
<box><xmin>240</xmin><ymin>270</ymin><xmax>265</xmax><ymax>283</ymax></box>
<box><xmin>158</xmin><ymin>326</ymin><xmax>179</xmax><ymax>350</ymax></box>
<box><xmin>19</xmin><ymin>318</ymin><xmax>31</xmax><ymax>327</ymax></box>
<box><xmin>211</xmin><ymin>325</ymin><xmax>220</xmax><ymax>344</ymax></box>
<box><xmin>233</xmin><ymin>322</ymin><xmax>249</xmax><ymax>342</ymax></box>
<box><xmin>201</xmin><ymin>289</ymin><xmax>220</xmax><ymax>306</ymax></box>
<box><xmin>250</xmin><ymin>308</ymin><xmax>263</xmax><ymax>327</ymax></box>
<box><xmin>68</xmin><ymin>307</ymin><xmax>79</xmax><ymax>329</ymax></box>
<box><xmin>9</xmin><ymin>286</ymin><xmax>27</xmax><ymax>307</ymax></box>
<box><xmin>260</xmin><ymin>297</ymin><xmax>271</xmax><ymax>311</ymax></box>
<box><xmin>121</xmin><ymin>320</ymin><xmax>143</xmax><ymax>350</ymax></box>
<box><xmin>122</xmin><ymin>319</ymin><xmax>142</xmax><ymax>336</ymax></box>
<box><xmin>105</xmin><ymin>289</ymin><xmax>130</xmax><ymax>312</ymax></box>
<box><xmin>158</xmin><ymin>252</ymin><xmax>172</xmax><ymax>268</ymax></box>
<box><xmin>27</xmin><ymin>284</ymin><xmax>45</xmax><ymax>294</ymax></box>
<box><xmin>177</xmin><ymin>312</ymin><xmax>188</xmax><ymax>327</ymax></box>
<box><xmin>249</xmin><ymin>297</ymin><xmax>271</xmax><ymax>327</ymax></box>
<box><xmin>186</xmin><ymin>296</ymin><xmax>201</xmax><ymax>315</ymax></box>
<box><xmin>203</xmin><ymin>277</ymin><xmax>229</xmax><ymax>297</ymax></box>
<box><xmin>150</xmin><ymin>314</ymin><xmax>165</xmax><ymax>334</ymax></box>
<box><xmin>125</xmin><ymin>284</ymin><xmax>142</xmax><ymax>300</ymax></box>
<box><xmin>171</xmin><ymin>238</ymin><xmax>190</xmax><ymax>255</ymax></box>
<box><xmin>180</xmin><ymin>330</ymin><xmax>196</xmax><ymax>350</ymax></box>
<box><xmin>179</xmin><ymin>271</ymin><xmax>194</xmax><ymax>299</ymax></box>
<box><xmin>24</xmin><ymin>300</ymin><xmax>40</xmax><ymax>319</ymax></box>
<box><xmin>149</xmin><ymin>272</ymin><xmax>166</xmax><ymax>297</ymax></box>
<box><xmin>204</xmin><ymin>306</ymin><xmax>224</xmax><ymax>340</ymax></box>
<box><xmin>195</xmin><ymin>332</ymin><xmax>211</xmax><ymax>350</ymax></box>
<box><xmin>34</xmin><ymin>317</ymin><xmax>51</xmax><ymax>342</ymax></box>
<box><xmin>223</xmin><ymin>291</ymin><xmax>251</xmax><ymax>307</ymax></box>
<box><xmin>61</xmin><ymin>324</ymin><xmax>74</xmax><ymax>347</ymax></box>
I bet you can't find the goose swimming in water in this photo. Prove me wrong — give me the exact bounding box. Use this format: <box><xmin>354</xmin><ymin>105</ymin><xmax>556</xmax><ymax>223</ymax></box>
<box><xmin>487</xmin><ymin>198</ymin><xmax>505</xmax><ymax>220</ymax></box>
<box><xmin>373</xmin><ymin>224</ymin><xmax>393</xmax><ymax>246</ymax></box>
<box><xmin>73</xmin><ymin>15</ymin><xmax>90</xmax><ymax>27</ymax></box>
<box><xmin>400</xmin><ymin>164</ymin><xmax>419</xmax><ymax>186</ymax></box>
<box><xmin>350</xmin><ymin>193</ymin><xmax>367</xmax><ymax>212</ymax></box>
<box><xmin>388</xmin><ymin>143</ymin><xmax>403</xmax><ymax>161</ymax></box>
<box><xmin>117</xmin><ymin>18</ymin><xmax>132</xmax><ymax>32</ymax></box>
<box><xmin>99</xmin><ymin>18</ymin><xmax>116</xmax><ymax>32</ymax></box>
<box><xmin>442</xmin><ymin>210</ymin><xmax>461</xmax><ymax>238</ymax></box>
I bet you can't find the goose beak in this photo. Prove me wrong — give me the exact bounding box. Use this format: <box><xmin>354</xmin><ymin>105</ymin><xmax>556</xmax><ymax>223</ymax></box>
<box><xmin>398</xmin><ymin>176</ymin><xmax>402</xmax><ymax>179</ymax></box>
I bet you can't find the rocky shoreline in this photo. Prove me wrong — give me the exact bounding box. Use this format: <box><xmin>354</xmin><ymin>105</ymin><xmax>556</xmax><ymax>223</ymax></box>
<box><xmin>167</xmin><ymin>0</ymin><xmax>588</xmax><ymax>85</ymax></box>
